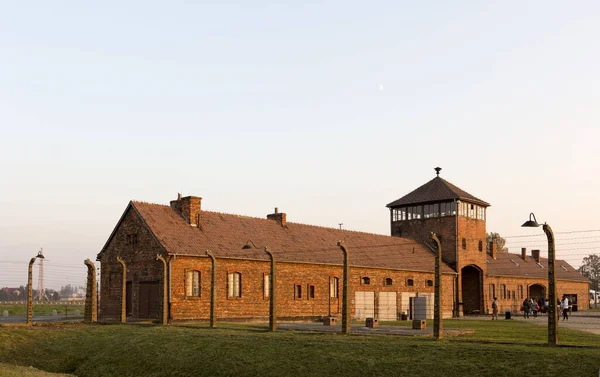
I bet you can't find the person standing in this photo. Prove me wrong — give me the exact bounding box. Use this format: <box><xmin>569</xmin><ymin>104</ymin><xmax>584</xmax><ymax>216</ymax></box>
<box><xmin>562</xmin><ymin>295</ymin><xmax>570</xmax><ymax>320</ymax></box>
<box><xmin>491</xmin><ymin>297</ymin><xmax>499</xmax><ymax>320</ymax></box>
<box><xmin>522</xmin><ymin>298</ymin><xmax>530</xmax><ymax>319</ymax></box>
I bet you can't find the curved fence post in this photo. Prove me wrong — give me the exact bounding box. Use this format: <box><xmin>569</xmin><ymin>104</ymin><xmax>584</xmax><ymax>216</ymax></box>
<box><xmin>206</xmin><ymin>251</ymin><xmax>217</xmax><ymax>328</ymax></box>
<box><xmin>27</xmin><ymin>257</ymin><xmax>36</xmax><ymax>325</ymax></box>
<box><xmin>84</xmin><ymin>259</ymin><xmax>97</xmax><ymax>323</ymax></box>
<box><xmin>116</xmin><ymin>257</ymin><xmax>127</xmax><ymax>323</ymax></box>
<box><xmin>337</xmin><ymin>241</ymin><xmax>350</xmax><ymax>335</ymax></box>
<box><xmin>264</xmin><ymin>247</ymin><xmax>276</xmax><ymax>331</ymax></box>
<box><xmin>431</xmin><ymin>233</ymin><xmax>443</xmax><ymax>340</ymax></box>
<box><xmin>156</xmin><ymin>254</ymin><xmax>169</xmax><ymax>325</ymax></box>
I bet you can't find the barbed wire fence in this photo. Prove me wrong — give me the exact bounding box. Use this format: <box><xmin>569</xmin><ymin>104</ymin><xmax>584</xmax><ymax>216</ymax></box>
<box><xmin>0</xmin><ymin>259</ymin><xmax>92</xmax><ymax>321</ymax></box>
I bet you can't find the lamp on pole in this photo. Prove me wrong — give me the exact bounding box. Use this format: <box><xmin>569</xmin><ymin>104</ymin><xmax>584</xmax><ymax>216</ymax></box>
<box><xmin>27</xmin><ymin>249</ymin><xmax>45</xmax><ymax>325</ymax></box>
<box><xmin>521</xmin><ymin>212</ymin><xmax>558</xmax><ymax>346</ymax></box>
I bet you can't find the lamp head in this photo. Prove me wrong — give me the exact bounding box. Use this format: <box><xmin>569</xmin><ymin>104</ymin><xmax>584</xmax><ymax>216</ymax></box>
<box><xmin>36</xmin><ymin>249</ymin><xmax>45</xmax><ymax>259</ymax></box>
<box><xmin>521</xmin><ymin>213</ymin><xmax>540</xmax><ymax>228</ymax></box>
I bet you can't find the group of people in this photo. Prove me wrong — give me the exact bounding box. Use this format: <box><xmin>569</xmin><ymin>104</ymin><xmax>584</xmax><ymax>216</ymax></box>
<box><xmin>490</xmin><ymin>296</ymin><xmax>572</xmax><ymax>320</ymax></box>
<box><xmin>520</xmin><ymin>296</ymin><xmax>572</xmax><ymax>320</ymax></box>
<box><xmin>521</xmin><ymin>297</ymin><xmax>549</xmax><ymax>319</ymax></box>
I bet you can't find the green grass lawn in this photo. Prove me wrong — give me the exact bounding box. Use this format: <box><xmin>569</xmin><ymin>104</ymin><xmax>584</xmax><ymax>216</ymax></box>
<box><xmin>0</xmin><ymin>320</ymin><xmax>599</xmax><ymax>377</ymax></box>
<box><xmin>0</xmin><ymin>304</ymin><xmax>84</xmax><ymax>316</ymax></box>
<box><xmin>0</xmin><ymin>363</ymin><xmax>73</xmax><ymax>377</ymax></box>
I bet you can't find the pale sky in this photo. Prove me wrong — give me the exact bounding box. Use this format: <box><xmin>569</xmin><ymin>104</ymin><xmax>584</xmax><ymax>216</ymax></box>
<box><xmin>1</xmin><ymin>1</ymin><xmax>599</xmax><ymax>289</ymax></box>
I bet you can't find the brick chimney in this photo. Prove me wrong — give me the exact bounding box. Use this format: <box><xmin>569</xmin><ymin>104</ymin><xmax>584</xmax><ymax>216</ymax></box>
<box><xmin>170</xmin><ymin>193</ymin><xmax>182</xmax><ymax>212</ymax></box>
<box><xmin>531</xmin><ymin>249</ymin><xmax>541</xmax><ymax>263</ymax></box>
<box><xmin>170</xmin><ymin>194</ymin><xmax>202</xmax><ymax>227</ymax></box>
<box><xmin>267</xmin><ymin>207</ymin><xmax>287</xmax><ymax>227</ymax></box>
<box><xmin>521</xmin><ymin>248</ymin><xmax>527</xmax><ymax>261</ymax></box>
<box><xmin>489</xmin><ymin>241</ymin><xmax>496</xmax><ymax>260</ymax></box>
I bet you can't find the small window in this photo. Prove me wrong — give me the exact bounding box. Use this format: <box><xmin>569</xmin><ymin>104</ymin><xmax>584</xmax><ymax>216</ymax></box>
<box><xmin>228</xmin><ymin>272</ymin><xmax>242</xmax><ymax>298</ymax></box>
<box><xmin>507</xmin><ymin>290</ymin><xmax>511</xmax><ymax>299</ymax></box>
<box><xmin>462</xmin><ymin>238</ymin><xmax>467</xmax><ymax>249</ymax></box>
<box><xmin>500</xmin><ymin>284</ymin><xmax>506</xmax><ymax>300</ymax></box>
<box><xmin>294</xmin><ymin>284</ymin><xmax>302</xmax><ymax>299</ymax></box>
<box><xmin>263</xmin><ymin>273</ymin><xmax>271</xmax><ymax>299</ymax></box>
<box><xmin>384</xmin><ymin>278</ymin><xmax>393</xmax><ymax>286</ymax></box>
<box><xmin>330</xmin><ymin>277</ymin><xmax>339</xmax><ymax>298</ymax></box>
<box><xmin>308</xmin><ymin>285</ymin><xmax>315</xmax><ymax>299</ymax></box>
<box><xmin>186</xmin><ymin>270</ymin><xmax>201</xmax><ymax>297</ymax></box>
<box><xmin>489</xmin><ymin>284</ymin><xmax>495</xmax><ymax>299</ymax></box>
<box><xmin>361</xmin><ymin>277</ymin><xmax>371</xmax><ymax>285</ymax></box>
<box><xmin>478</xmin><ymin>240</ymin><xmax>483</xmax><ymax>252</ymax></box>
<box><xmin>519</xmin><ymin>285</ymin><xmax>523</xmax><ymax>299</ymax></box>
<box><xmin>426</xmin><ymin>280</ymin><xmax>433</xmax><ymax>287</ymax></box>
<box><xmin>126</xmin><ymin>234</ymin><xmax>138</xmax><ymax>245</ymax></box>
<box><xmin>407</xmin><ymin>279</ymin><xmax>414</xmax><ymax>287</ymax></box>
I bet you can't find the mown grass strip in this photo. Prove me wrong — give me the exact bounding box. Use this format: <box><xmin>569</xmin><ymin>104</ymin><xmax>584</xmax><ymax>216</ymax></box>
<box><xmin>0</xmin><ymin>321</ymin><xmax>598</xmax><ymax>377</ymax></box>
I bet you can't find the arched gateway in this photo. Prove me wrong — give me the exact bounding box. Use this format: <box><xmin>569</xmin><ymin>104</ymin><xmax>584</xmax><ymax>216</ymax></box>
<box><xmin>461</xmin><ymin>265</ymin><xmax>483</xmax><ymax>314</ymax></box>
<box><xmin>529</xmin><ymin>284</ymin><xmax>546</xmax><ymax>300</ymax></box>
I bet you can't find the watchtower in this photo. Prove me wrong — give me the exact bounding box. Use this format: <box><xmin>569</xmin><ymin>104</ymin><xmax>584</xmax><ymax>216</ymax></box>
<box><xmin>386</xmin><ymin>167</ymin><xmax>491</xmax><ymax>315</ymax></box>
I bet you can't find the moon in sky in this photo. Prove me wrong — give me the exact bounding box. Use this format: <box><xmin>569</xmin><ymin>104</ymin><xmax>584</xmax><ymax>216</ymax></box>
<box><xmin>379</xmin><ymin>84</ymin><xmax>384</xmax><ymax>91</ymax></box>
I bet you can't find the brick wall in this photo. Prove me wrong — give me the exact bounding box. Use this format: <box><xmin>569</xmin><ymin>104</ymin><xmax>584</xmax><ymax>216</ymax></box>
<box><xmin>391</xmin><ymin>216</ymin><xmax>458</xmax><ymax>267</ymax></box>
<box><xmin>98</xmin><ymin>205</ymin><xmax>166</xmax><ymax>322</ymax></box>
<box><xmin>456</xmin><ymin>216</ymin><xmax>488</xmax><ymax>312</ymax></box>
<box><xmin>484</xmin><ymin>275</ymin><xmax>589</xmax><ymax>313</ymax></box>
<box><xmin>170</xmin><ymin>256</ymin><xmax>456</xmax><ymax>321</ymax></box>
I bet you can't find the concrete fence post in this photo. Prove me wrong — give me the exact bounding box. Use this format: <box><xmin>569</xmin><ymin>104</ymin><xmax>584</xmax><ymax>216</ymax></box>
<box><xmin>337</xmin><ymin>241</ymin><xmax>350</xmax><ymax>335</ymax></box>
<box><xmin>27</xmin><ymin>257</ymin><xmax>35</xmax><ymax>325</ymax></box>
<box><xmin>156</xmin><ymin>254</ymin><xmax>169</xmax><ymax>325</ymax></box>
<box><xmin>206</xmin><ymin>251</ymin><xmax>217</xmax><ymax>328</ymax></box>
<box><xmin>84</xmin><ymin>259</ymin><xmax>97</xmax><ymax>323</ymax></box>
<box><xmin>116</xmin><ymin>256</ymin><xmax>127</xmax><ymax>323</ymax></box>
<box><xmin>264</xmin><ymin>247</ymin><xmax>276</xmax><ymax>331</ymax></box>
<box><xmin>431</xmin><ymin>233</ymin><xmax>443</xmax><ymax>340</ymax></box>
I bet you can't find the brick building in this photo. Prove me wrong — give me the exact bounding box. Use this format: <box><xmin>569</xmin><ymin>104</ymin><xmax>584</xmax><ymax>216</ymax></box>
<box><xmin>97</xmin><ymin>170</ymin><xmax>589</xmax><ymax>323</ymax></box>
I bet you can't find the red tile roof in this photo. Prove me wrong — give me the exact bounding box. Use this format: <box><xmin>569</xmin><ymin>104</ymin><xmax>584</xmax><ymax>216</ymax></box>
<box><xmin>486</xmin><ymin>252</ymin><xmax>588</xmax><ymax>282</ymax></box>
<box><xmin>387</xmin><ymin>177</ymin><xmax>490</xmax><ymax>208</ymax></box>
<box><xmin>130</xmin><ymin>201</ymin><xmax>456</xmax><ymax>274</ymax></box>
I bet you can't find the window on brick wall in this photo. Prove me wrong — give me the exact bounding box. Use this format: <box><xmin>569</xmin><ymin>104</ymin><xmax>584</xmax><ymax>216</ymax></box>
<box><xmin>361</xmin><ymin>277</ymin><xmax>371</xmax><ymax>285</ymax></box>
<box><xmin>426</xmin><ymin>279</ymin><xmax>433</xmax><ymax>287</ymax></box>
<box><xmin>294</xmin><ymin>284</ymin><xmax>302</xmax><ymax>299</ymax></box>
<box><xmin>308</xmin><ymin>285</ymin><xmax>315</xmax><ymax>299</ymax></box>
<box><xmin>330</xmin><ymin>277</ymin><xmax>339</xmax><ymax>298</ymax></box>
<box><xmin>500</xmin><ymin>284</ymin><xmax>506</xmax><ymax>300</ymax></box>
<box><xmin>228</xmin><ymin>272</ymin><xmax>242</xmax><ymax>298</ymax></box>
<box><xmin>507</xmin><ymin>290</ymin><xmax>511</xmax><ymax>299</ymax></box>
<box><xmin>186</xmin><ymin>270</ymin><xmax>201</xmax><ymax>297</ymax></box>
<box><xmin>478</xmin><ymin>240</ymin><xmax>483</xmax><ymax>252</ymax></box>
<box><xmin>462</xmin><ymin>238</ymin><xmax>467</xmax><ymax>249</ymax></box>
<box><xmin>263</xmin><ymin>273</ymin><xmax>271</xmax><ymax>299</ymax></box>
<box><xmin>385</xmin><ymin>278</ymin><xmax>393</xmax><ymax>286</ymax></box>
<box><xmin>489</xmin><ymin>284</ymin><xmax>495</xmax><ymax>299</ymax></box>
<box><xmin>407</xmin><ymin>279</ymin><xmax>414</xmax><ymax>287</ymax></box>
<box><xmin>519</xmin><ymin>285</ymin><xmax>523</xmax><ymax>299</ymax></box>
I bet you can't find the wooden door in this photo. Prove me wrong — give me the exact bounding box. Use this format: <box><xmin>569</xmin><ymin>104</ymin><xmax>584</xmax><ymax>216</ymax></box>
<box><xmin>139</xmin><ymin>281</ymin><xmax>160</xmax><ymax>319</ymax></box>
<box><xmin>126</xmin><ymin>282</ymin><xmax>133</xmax><ymax>316</ymax></box>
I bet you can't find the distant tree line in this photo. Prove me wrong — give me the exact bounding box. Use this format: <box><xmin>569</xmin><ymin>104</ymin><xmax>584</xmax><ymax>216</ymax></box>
<box><xmin>0</xmin><ymin>284</ymin><xmax>85</xmax><ymax>301</ymax></box>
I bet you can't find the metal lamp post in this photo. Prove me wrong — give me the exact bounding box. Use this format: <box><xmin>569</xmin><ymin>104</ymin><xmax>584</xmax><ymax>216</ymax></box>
<box><xmin>522</xmin><ymin>212</ymin><xmax>558</xmax><ymax>346</ymax></box>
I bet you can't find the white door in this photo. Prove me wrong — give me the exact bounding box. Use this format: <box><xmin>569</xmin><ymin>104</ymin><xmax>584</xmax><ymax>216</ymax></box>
<box><xmin>378</xmin><ymin>292</ymin><xmax>398</xmax><ymax>321</ymax></box>
<box><xmin>355</xmin><ymin>291</ymin><xmax>375</xmax><ymax>319</ymax></box>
